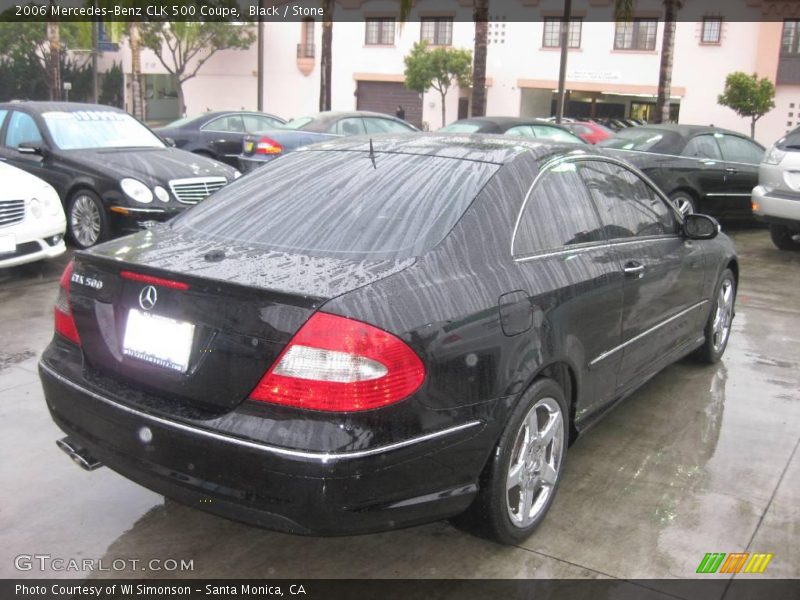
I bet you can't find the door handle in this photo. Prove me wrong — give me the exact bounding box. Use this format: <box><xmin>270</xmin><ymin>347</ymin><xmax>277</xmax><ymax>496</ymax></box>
<box><xmin>623</xmin><ymin>261</ymin><xmax>645</xmax><ymax>278</ymax></box>
<box><xmin>725</xmin><ymin>167</ymin><xmax>739</xmax><ymax>174</ymax></box>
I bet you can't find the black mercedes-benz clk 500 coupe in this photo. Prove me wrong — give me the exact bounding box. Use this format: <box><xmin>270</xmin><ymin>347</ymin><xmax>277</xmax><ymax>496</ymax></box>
<box><xmin>39</xmin><ymin>135</ymin><xmax>738</xmax><ymax>544</ymax></box>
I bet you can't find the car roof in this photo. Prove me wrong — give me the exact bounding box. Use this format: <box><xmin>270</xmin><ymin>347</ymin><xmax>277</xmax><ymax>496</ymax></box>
<box><xmin>304</xmin><ymin>132</ymin><xmax>596</xmax><ymax>165</ymax></box>
<box><xmin>0</xmin><ymin>101</ymin><xmax>125</xmax><ymax>114</ymax></box>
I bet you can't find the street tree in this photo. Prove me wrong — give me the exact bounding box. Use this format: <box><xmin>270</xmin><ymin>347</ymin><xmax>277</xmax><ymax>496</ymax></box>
<box><xmin>404</xmin><ymin>41</ymin><xmax>472</xmax><ymax>128</ymax></box>
<box><xmin>717</xmin><ymin>71</ymin><xmax>776</xmax><ymax>138</ymax></box>
<box><xmin>139</xmin><ymin>22</ymin><xmax>256</xmax><ymax>115</ymax></box>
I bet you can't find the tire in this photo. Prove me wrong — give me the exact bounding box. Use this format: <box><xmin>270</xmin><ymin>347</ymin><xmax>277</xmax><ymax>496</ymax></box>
<box><xmin>670</xmin><ymin>191</ymin><xmax>697</xmax><ymax>217</ymax></box>
<box><xmin>68</xmin><ymin>190</ymin><xmax>110</xmax><ymax>249</ymax></box>
<box><xmin>468</xmin><ymin>378</ymin><xmax>568</xmax><ymax>545</ymax></box>
<box><xmin>695</xmin><ymin>268</ymin><xmax>736</xmax><ymax>364</ymax></box>
<box><xmin>769</xmin><ymin>224</ymin><xmax>800</xmax><ymax>251</ymax></box>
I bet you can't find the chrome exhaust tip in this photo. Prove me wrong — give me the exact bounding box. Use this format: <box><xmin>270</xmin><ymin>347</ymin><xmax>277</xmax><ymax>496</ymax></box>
<box><xmin>56</xmin><ymin>437</ymin><xmax>103</xmax><ymax>471</ymax></box>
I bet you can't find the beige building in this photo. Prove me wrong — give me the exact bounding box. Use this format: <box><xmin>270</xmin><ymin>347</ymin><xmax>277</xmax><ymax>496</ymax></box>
<box><xmin>97</xmin><ymin>0</ymin><xmax>800</xmax><ymax>146</ymax></box>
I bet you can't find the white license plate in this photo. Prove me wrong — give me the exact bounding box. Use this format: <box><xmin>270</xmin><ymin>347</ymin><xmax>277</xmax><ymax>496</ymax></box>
<box><xmin>0</xmin><ymin>234</ymin><xmax>15</xmax><ymax>254</ymax></box>
<box><xmin>123</xmin><ymin>309</ymin><xmax>195</xmax><ymax>373</ymax></box>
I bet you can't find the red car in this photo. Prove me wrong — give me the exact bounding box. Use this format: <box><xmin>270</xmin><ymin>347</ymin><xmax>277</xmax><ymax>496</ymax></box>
<box><xmin>563</xmin><ymin>121</ymin><xmax>615</xmax><ymax>144</ymax></box>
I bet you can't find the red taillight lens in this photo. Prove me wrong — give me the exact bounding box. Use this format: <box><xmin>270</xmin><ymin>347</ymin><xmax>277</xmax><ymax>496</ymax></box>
<box><xmin>250</xmin><ymin>312</ymin><xmax>425</xmax><ymax>412</ymax></box>
<box><xmin>54</xmin><ymin>261</ymin><xmax>80</xmax><ymax>345</ymax></box>
<box><xmin>255</xmin><ymin>136</ymin><xmax>283</xmax><ymax>155</ymax></box>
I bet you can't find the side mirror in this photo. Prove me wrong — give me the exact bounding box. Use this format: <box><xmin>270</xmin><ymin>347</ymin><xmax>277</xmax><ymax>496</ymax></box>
<box><xmin>684</xmin><ymin>214</ymin><xmax>720</xmax><ymax>240</ymax></box>
<box><xmin>17</xmin><ymin>141</ymin><xmax>47</xmax><ymax>156</ymax></box>
<box><xmin>162</xmin><ymin>136</ymin><xmax>176</xmax><ymax>147</ymax></box>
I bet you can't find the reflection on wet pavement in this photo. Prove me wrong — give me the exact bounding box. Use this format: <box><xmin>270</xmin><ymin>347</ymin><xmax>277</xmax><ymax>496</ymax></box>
<box><xmin>0</xmin><ymin>229</ymin><xmax>797</xmax><ymax>583</ymax></box>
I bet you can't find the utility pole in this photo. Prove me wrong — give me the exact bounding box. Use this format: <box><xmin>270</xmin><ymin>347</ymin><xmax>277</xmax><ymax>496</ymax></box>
<box><xmin>555</xmin><ymin>0</ymin><xmax>572</xmax><ymax>124</ymax></box>
<box><xmin>257</xmin><ymin>0</ymin><xmax>264</xmax><ymax>111</ymax></box>
<box><xmin>91</xmin><ymin>12</ymin><xmax>99</xmax><ymax>103</ymax></box>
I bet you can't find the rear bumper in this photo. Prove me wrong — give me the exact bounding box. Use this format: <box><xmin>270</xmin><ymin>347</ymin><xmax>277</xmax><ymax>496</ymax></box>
<box><xmin>238</xmin><ymin>155</ymin><xmax>278</xmax><ymax>173</ymax></box>
<box><xmin>39</xmin><ymin>358</ymin><xmax>494</xmax><ymax>535</ymax></box>
<box><xmin>752</xmin><ymin>186</ymin><xmax>800</xmax><ymax>227</ymax></box>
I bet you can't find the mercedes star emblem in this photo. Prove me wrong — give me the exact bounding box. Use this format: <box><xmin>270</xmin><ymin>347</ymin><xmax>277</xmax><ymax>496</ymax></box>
<box><xmin>139</xmin><ymin>285</ymin><xmax>158</xmax><ymax>311</ymax></box>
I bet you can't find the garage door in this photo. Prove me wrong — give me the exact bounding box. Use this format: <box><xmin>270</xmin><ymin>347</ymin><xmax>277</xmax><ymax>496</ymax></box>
<box><xmin>356</xmin><ymin>81</ymin><xmax>423</xmax><ymax>128</ymax></box>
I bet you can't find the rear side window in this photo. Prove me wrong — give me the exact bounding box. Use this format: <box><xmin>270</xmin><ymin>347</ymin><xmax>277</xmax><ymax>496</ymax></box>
<box><xmin>243</xmin><ymin>114</ymin><xmax>283</xmax><ymax>132</ymax></box>
<box><xmin>203</xmin><ymin>115</ymin><xmax>245</xmax><ymax>133</ymax></box>
<box><xmin>331</xmin><ymin>118</ymin><xmax>366</xmax><ymax>136</ymax></box>
<box><xmin>174</xmin><ymin>150</ymin><xmax>499</xmax><ymax>260</ymax></box>
<box><xmin>0</xmin><ymin>109</ymin><xmax>7</xmax><ymax>130</ymax></box>
<box><xmin>599</xmin><ymin>129</ymin><xmax>667</xmax><ymax>152</ymax></box>
<box><xmin>579</xmin><ymin>161</ymin><xmax>677</xmax><ymax>239</ymax></box>
<box><xmin>4</xmin><ymin>112</ymin><xmax>43</xmax><ymax>147</ymax></box>
<box><xmin>716</xmin><ymin>134</ymin><xmax>764</xmax><ymax>164</ymax></box>
<box><xmin>513</xmin><ymin>162</ymin><xmax>605</xmax><ymax>257</ymax></box>
<box><xmin>682</xmin><ymin>135</ymin><xmax>722</xmax><ymax>160</ymax></box>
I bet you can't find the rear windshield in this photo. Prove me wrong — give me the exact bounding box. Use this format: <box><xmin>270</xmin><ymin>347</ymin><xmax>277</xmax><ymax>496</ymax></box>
<box><xmin>439</xmin><ymin>122</ymin><xmax>483</xmax><ymax>133</ymax></box>
<box><xmin>777</xmin><ymin>126</ymin><xmax>800</xmax><ymax>150</ymax></box>
<box><xmin>172</xmin><ymin>149</ymin><xmax>499</xmax><ymax>260</ymax></box>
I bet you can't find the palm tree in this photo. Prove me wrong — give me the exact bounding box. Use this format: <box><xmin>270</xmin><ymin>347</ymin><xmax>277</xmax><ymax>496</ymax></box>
<box><xmin>46</xmin><ymin>12</ymin><xmax>61</xmax><ymax>101</ymax></box>
<box><xmin>654</xmin><ymin>0</ymin><xmax>683</xmax><ymax>123</ymax></box>
<box><xmin>471</xmin><ymin>0</ymin><xmax>489</xmax><ymax>117</ymax></box>
<box><xmin>128</xmin><ymin>22</ymin><xmax>144</xmax><ymax>120</ymax></box>
<box><xmin>318</xmin><ymin>0</ymin><xmax>333</xmax><ymax>111</ymax></box>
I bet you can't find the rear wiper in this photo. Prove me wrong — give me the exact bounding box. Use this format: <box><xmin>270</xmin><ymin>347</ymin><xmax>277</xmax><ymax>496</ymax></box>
<box><xmin>783</xmin><ymin>144</ymin><xmax>800</xmax><ymax>149</ymax></box>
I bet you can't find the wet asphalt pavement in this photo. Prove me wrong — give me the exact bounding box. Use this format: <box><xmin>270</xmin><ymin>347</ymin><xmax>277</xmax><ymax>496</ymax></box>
<box><xmin>0</xmin><ymin>228</ymin><xmax>797</xmax><ymax>584</ymax></box>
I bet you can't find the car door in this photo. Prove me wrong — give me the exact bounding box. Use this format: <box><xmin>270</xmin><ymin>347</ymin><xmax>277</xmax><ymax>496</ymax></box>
<box><xmin>578</xmin><ymin>159</ymin><xmax>707</xmax><ymax>392</ymax></box>
<box><xmin>679</xmin><ymin>134</ymin><xmax>730</xmax><ymax>205</ymax></box>
<box><xmin>201</xmin><ymin>115</ymin><xmax>247</xmax><ymax>161</ymax></box>
<box><xmin>512</xmin><ymin>159</ymin><xmax>624</xmax><ymax>413</ymax></box>
<box><xmin>0</xmin><ymin>110</ymin><xmax>53</xmax><ymax>183</ymax></box>
<box><xmin>715</xmin><ymin>133</ymin><xmax>765</xmax><ymax>217</ymax></box>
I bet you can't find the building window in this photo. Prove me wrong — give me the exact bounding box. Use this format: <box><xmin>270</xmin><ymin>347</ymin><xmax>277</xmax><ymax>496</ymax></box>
<box><xmin>782</xmin><ymin>20</ymin><xmax>800</xmax><ymax>54</ymax></box>
<box><xmin>297</xmin><ymin>18</ymin><xmax>315</xmax><ymax>58</ymax></box>
<box><xmin>542</xmin><ymin>17</ymin><xmax>582</xmax><ymax>48</ymax></box>
<box><xmin>701</xmin><ymin>17</ymin><xmax>722</xmax><ymax>44</ymax></box>
<box><xmin>365</xmin><ymin>17</ymin><xmax>395</xmax><ymax>46</ymax></box>
<box><xmin>614</xmin><ymin>18</ymin><xmax>658</xmax><ymax>51</ymax></box>
<box><xmin>421</xmin><ymin>17</ymin><xmax>453</xmax><ymax>46</ymax></box>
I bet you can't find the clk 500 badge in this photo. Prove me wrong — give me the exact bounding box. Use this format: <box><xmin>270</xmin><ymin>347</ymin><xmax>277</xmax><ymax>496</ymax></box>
<box><xmin>70</xmin><ymin>272</ymin><xmax>103</xmax><ymax>290</ymax></box>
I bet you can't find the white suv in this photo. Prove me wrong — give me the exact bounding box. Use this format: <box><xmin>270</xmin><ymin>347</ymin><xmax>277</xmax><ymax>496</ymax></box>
<box><xmin>0</xmin><ymin>162</ymin><xmax>66</xmax><ymax>268</ymax></box>
<box><xmin>752</xmin><ymin>129</ymin><xmax>800</xmax><ymax>250</ymax></box>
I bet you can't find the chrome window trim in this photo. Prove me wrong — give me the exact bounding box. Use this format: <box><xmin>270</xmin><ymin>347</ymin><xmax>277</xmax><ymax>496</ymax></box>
<box><xmin>608</xmin><ymin>146</ymin><xmax>763</xmax><ymax>168</ymax></box>
<box><xmin>588</xmin><ymin>300</ymin><xmax>708</xmax><ymax>367</ymax></box>
<box><xmin>510</xmin><ymin>153</ymin><xmax>684</xmax><ymax>260</ymax></box>
<box><xmin>39</xmin><ymin>362</ymin><xmax>481</xmax><ymax>464</ymax></box>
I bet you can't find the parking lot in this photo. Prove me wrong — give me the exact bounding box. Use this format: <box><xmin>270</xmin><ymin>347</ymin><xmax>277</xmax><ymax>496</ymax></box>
<box><xmin>0</xmin><ymin>227</ymin><xmax>797</xmax><ymax>582</ymax></box>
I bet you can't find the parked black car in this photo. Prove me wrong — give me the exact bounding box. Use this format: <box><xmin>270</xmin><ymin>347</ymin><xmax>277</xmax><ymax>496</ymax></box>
<box><xmin>40</xmin><ymin>134</ymin><xmax>737</xmax><ymax>544</ymax></box>
<box><xmin>238</xmin><ymin>111</ymin><xmax>418</xmax><ymax>172</ymax></box>
<box><xmin>599</xmin><ymin>124</ymin><xmax>765</xmax><ymax>219</ymax></box>
<box><xmin>154</xmin><ymin>111</ymin><xmax>285</xmax><ymax>168</ymax></box>
<box><xmin>439</xmin><ymin>116</ymin><xmax>586</xmax><ymax>144</ymax></box>
<box><xmin>0</xmin><ymin>102</ymin><xmax>239</xmax><ymax>248</ymax></box>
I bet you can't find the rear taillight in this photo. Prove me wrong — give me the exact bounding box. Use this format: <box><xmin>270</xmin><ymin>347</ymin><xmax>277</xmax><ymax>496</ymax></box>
<box><xmin>54</xmin><ymin>261</ymin><xmax>80</xmax><ymax>345</ymax></box>
<box><xmin>255</xmin><ymin>136</ymin><xmax>283</xmax><ymax>155</ymax></box>
<box><xmin>250</xmin><ymin>312</ymin><xmax>425</xmax><ymax>412</ymax></box>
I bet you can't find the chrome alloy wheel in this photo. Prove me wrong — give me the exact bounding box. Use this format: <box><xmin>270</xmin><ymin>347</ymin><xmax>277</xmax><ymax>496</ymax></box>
<box><xmin>712</xmin><ymin>277</ymin><xmax>735</xmax><ymax>353</ymax></box>
<box><xmin>505</xmin><ymin>396</ymin><xmax>564</xmax><ymax>528</ymax></box>
<box><xmin>70</xmin><ymin>194</ymin><xmax>102</xmax><ymax>247</ymax></box>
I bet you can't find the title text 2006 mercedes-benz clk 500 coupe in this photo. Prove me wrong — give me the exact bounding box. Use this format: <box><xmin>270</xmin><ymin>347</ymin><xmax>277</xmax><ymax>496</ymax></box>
<box><xmin>38</xmin><ymin>135</ymin><xmax>738</xmax><ymax>544</ymax></box>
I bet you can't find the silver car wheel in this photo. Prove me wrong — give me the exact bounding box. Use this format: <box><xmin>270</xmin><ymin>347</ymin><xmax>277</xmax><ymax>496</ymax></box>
<box><xmin>712</xmin><ymin>277</ymin><xmax>735</xmax><ymax>353</ymax></box>
<box><xmin>505</xmin><ymin>396</ymin><xmax>564</xmax><ymax>528</ymax></box>
<box><xmin>70</xmin><ymin>194</ymin><xmax>102</xmax><ymax>247</ymax></box>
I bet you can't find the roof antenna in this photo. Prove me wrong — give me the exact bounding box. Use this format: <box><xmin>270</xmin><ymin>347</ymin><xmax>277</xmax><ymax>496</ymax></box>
<box><xmin>368</xmin><ymin>137</ymin><xmax>377</xmax><ymax>169</ymax></box>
